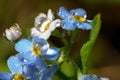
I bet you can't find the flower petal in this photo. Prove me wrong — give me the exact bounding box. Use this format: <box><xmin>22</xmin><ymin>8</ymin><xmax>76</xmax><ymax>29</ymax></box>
<box><xmin>47</xmin><ymin>9</ymin><xmax>54</xmax><ymax>21</ymax></box>
<box><xmin>32</xmin><ymin>36</ymin><xmax>49</xmax><ymax>51</ymax></box>
<box><xmin>7</xmin><ymin>56</ymin><xmax>23</xmax><ymax>74</ymax></box>
<box><xmin>40</xmin><ymin>69</ymin><xmax>53</xmax><ymax>80</ymax></box>
<box><xmin>31</xmin><ymin>27</ymin><xmax>51</xmax><ymax>40</ymax></box>
<box><xmin>43</xmin><ymin>48</ymin><xmax>59</xmax><ymax>60</ymax></box>
<box><xmin>34</xmin><ymin>13</ymin><xmax>47</xmax><ymax>27</ymax></box>
<box><xmin>31</xmin><ymin>27</ymin><xmax>41</xmax><ymax>37</ymax></box>
<box><xmin>77</xmin><ymin>20</ymin><xmax>92</xmax><ymax>30</ymax></box>
<box><xmin>57</xmin><ymin>7</ymin><xmax>71</xmax><ymax>19</ymax></box>
<box><xmin>29</xmin><ymin>73</ymin><xmax>39</xmax><ymax>80</ymax></box>
<box><xmin>37</xmin><ymin>30</ymin><xmax>51</xmax><ymax>40</ymax></box>
<box><xmin>62</xmin><ymin>19</ymin><xmax>77</xmax><ymax>30</ymax></box>
<box><xmin>49</xmin><ymin>64</ymin><xmax>59</xmax><ymax>74</ymax></box>
<box><xmin>80</xmin><ymin>74</ymin><xmax>100</xmax><ymax>80</ymax></box>
<box><xmin>15</xmin><ymin>39</ymin><xmax>32</xmax><ymax>53</ymax></box>
<box><xmin>23</xmin><ymin>64</ymin><xmax>39</xmax><ymax>78</ymax></box>
<box><xmin>70</xmin><ymin>8</ymin><xmax>86</xmax><ymax>18</ymax></box>
<box><xmin>18</xmin><ymin>51</ymin><xmax>36</xmax><ymax>63</ymax></box>
<box><xmin>35</xmin><ymin>57</ymin><xmax>47</xmax><ymax>72</ymax></box>
<box><xmin>40</xmin><ymin>64</ymin><xmax>58</xmax><ymax>80</ymax></box>
<box><xmin>0</xmin><ymin>72</ymin><xmax>11</xmax><ymax>80</ymax></box>
<box><xmin>49</xmin><ymin>19</ymin><xmax>61</xmax><ymax>31</ymax></box>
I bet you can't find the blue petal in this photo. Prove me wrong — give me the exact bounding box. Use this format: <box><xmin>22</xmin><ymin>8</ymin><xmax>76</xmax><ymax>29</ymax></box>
<box><xmin>32</xmin><ymin>36</ymin><xmax>49</xmax><ymax>51</ymax></box>
<box><xmin>62</xmin><ymin>19</ymin><xmax>77</xmax><ymax>30</ymax></box>
<box><xmin>23</xmin><ymin>64</ymin><xmax>39</xmax><ymax>77</ymax></box>
<box><xmin>18</xmin><ymin>51</ymin><xmax>36</xmax><ymax>63</ymax></box>
<box><xmin>40</xmin><ymin>69</ymin><xmax>53</xmax><ymax>80</ymax></box>
<box><xmin>77</xmin><ymin>20</ymin><xmax>92</xmax><ymax>30</ymax></box>
<box><xmin>35</xmin><ymin>57</ymin><xmax>47</xmax><ymax>72</ymax></box>
<box><xmin>7</xmin><ymin>56</ymin><xmax>23</xmax><ymax>74</ymax></box>
<box><xmin>15</xmin><ymin>39</ymin><xmax>32</xmax><ymax>53</ymax></box>
<box><xmin>50</xmin><ymin>64</ymin><xmax>59</xmax><ymax>74</ymax></box>
<box><xmin>57</xmin><ymin>7</ymin><xmax>71</xmax><ymax>19</ymax></box>
<box><xmin>40</xmin><ymin>64</ymin><xmax>58</xmax><ymax>80</ymax></box>
<box><xmin>43</xmin><ymin>48</ymin><xmax>59</xmax><ymax>60</ymax></box>
<box><xmin>70</xmin><ymin>8</ymin><xmax>86</xmax><ymax>17</ymax></box>
<box><xmin>28</xmin><ymin>73</ymin><xmax>39</xmax><ymax>80</ymax></box>
<box><xmin>80</xmin><ymin>75</ymin><xmax>100</xmax><ymax>80</ymax></box>
<box><xmin>0</xmin><ymin>72</ymin><xmax>11</xmax><ymax>80</ymax></box>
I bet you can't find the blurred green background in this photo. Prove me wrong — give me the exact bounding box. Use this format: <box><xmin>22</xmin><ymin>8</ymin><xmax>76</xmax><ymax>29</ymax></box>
<box><xmin>0</xmin><ymin>0</ymin><xmax>120</xmax><ymax>80</ymax></box>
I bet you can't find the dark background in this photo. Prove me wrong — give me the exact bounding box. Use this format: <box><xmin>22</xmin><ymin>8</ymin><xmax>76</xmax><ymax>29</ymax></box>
<box><xmin>0</xmin><ymin>0</ymin><xmax>120</xmax><ymax>80</ymax></box>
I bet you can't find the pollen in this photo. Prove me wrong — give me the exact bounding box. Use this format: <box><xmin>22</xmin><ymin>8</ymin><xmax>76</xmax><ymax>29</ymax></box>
<box><xmin>72</xmin><ymin>15</ymin><xmax>86</xmax><ymax>22</ymax></box>
<box><xmin>13</xmin><ymin>74</ymin><xmax>26</xmax><ymax>80</ymax></box>
<box><xmin>32</xmin><ymin>44</ymin><xmax>42</xmax><ymax>56</ymax></box>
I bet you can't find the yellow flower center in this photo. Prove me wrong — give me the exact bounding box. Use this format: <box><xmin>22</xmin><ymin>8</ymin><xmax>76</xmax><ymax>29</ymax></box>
<box><xmin>44</xmin><ymin>22</ymin><xmax>50</xmax><ymax>31</ymax></box>
<box><xmin>72</xmin><ymin>15</ymin><xmax>86</xmax><ymax>22</ymax></box>
<box><xmin>13</xmin><ymin>74</ymin><xmax>26</xmax><ymax>80</ymax></box>
<box><xmin>40</xmin><ymin>20</ymin><xmax>51</xmax><ymax>32</ymax></box>
<box><xmin>32</xmin><ymin>43</ymin><xmax>42</xmax><ymax>56</ymax></box>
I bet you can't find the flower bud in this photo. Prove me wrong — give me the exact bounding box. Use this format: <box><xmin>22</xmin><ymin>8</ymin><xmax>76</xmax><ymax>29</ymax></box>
<box><xmin>4</xmin><ymin>23</ymin><xmax>22</xmax><ymax>41</ymax></box>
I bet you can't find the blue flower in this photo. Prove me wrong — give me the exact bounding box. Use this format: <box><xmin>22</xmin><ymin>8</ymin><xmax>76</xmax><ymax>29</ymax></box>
<box><xmin>15</xmin><ymin>36</ymin><xmax>59</xmax><ymax>61</ymax></box>
<box><xmin>57</xmin><ymin>7</ymin><xmax>92</xmax><ymax>30</ymax></box>
<box><xmin>40</xmin><ymin>64</ymin><xmax>59</xmax><ymax>80</ymax></box>
<box><xmin>15</xmin><ymin>36</ymin><xmax>59</xmax><ymax>71</ymax></box>
<box><xmin>0</xmin><ymin>56</ymin><xmax>39</xmax><ymax>80</ymax></box>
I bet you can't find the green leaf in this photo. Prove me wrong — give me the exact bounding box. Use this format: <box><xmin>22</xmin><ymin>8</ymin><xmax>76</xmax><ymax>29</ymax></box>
<box><xmin>80</xmin><ymin>14</ymin><xmax>101</xmax><ymax>74</ymax></box>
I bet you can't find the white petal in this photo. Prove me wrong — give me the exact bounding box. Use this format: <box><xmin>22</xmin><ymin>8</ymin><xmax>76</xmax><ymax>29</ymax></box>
<box><xmin>40</xmin><ymin>20</ymin><xmax>50</xmax><ymax>32</ymax></box>
<box><xmin>47</xmin><ymin>9</ymin><xmax>55</xmax><ymax>21</ymax></box>
<box><xmin>38</xmin><ymin>30</ymin><xmax>51</xmax><ymax>40</ymax></box>
<box><xmin>49</xmin><ymin>19</ymin><xmax>61</xmax><ymax>31</ymax></box>
<box><xmin>4</xmin><ymin>24</ymin><xmax>21</xmax><ymax>41</ymax></box>
<box><xmin>37</xmin><ymin>13</ymin><xmax>47</xmax><ymax>18</ymax></box>
<box><xmin>5</xmin><ymin>29</ymin><xmax>13</xmax><ymax>41</ymax></box>
<box><xmin>34</xmin><ymin>13</ymin><xmax>47</xmax><ymax>27</ymax></box>
<box><xmin>31</xmin><ymin>27</ymin><xmax>41</xmax><ymax>37</ymax></box>
<box><xmin>31</xmin><ymin>27</ymin><xmax>51</xmax><ymax>40</ymax></box>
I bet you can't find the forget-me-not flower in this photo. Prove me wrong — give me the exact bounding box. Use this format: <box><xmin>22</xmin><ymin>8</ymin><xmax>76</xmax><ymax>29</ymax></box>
<box><xmin>0</xmin><ymin>56</ymin><xmax>39</xmax><ymax>80</ymax></box>
<box><xmin>15</xmin><ymin>36</ymin><xmax>59</xmax><ymax>71</ymax></box>
<box><xmin>31</xmin><ymin>9</ymin><xmax>61</xmax><ymax>40</ymax></box>
<box><xmin>57</xmin><ymin>6</ymin><xmax>92</xmax><ymax>30</ymax></box>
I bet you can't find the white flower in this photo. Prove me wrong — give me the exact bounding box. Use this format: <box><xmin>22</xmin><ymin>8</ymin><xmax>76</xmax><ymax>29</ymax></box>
<box><xmin>4</xmin><ymin>23</ymin><xmax>21</xmax><ymax>41</ymax></box>
<box><xmin>31</xmin><ymin>9</ymin><xmax>61</xmax><ymax>40</ymax></box>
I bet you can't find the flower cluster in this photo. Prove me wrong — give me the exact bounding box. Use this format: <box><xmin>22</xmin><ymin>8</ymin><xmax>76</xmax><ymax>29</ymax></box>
<box><xmin>0</xmin><ymin>36</ymin><xmax>59</xmax><ymax>80</ymax></box>
<box><xmin>0</xmin><ymin>6</ymin><xmax>109</xmax><ymax>80</ymax></box>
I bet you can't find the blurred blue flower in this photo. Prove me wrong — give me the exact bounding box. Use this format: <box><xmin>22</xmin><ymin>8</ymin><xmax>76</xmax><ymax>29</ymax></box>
<box><xmin>80</xmin><ymin>74</ymin><xmax>100</xmax><ymax>80</ymax></box>
<box><xmin>40</xmin><ymin>64</ymin><xmax>59</xmax><ymax>80</ymax></box>
<box><xmin>80</xmin><ymin>74</ymin><xmax>109</xmax><ymax>80</ymax></box>
<box><xmin>0</xmin><ymin>56</ymin><xmax>39</xmax><ymax>80</ymax></box>
<box><xmin>57</xmin><ymin>7</ymin><xmax>92</xmax><ymax>30</ymax></box>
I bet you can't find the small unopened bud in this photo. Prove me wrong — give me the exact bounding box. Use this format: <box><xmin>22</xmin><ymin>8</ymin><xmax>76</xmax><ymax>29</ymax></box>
<box><xmin>3</xmin><ymin>23</ymin><xmax>22</xmax><ymax>41</ymax></box>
